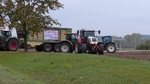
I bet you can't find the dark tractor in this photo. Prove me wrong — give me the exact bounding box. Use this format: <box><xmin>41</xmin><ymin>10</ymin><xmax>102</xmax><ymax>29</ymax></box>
<box><xmin>75</xmin><ymin>29</ymin><xmax>104</xmax><ymax>55</ymax></box>
<box><xmin>102</xmin><ymin>36</ymin><xmax>117</xmax><ymax>53</ymax></box>
<box><xmin>0</xmin><ymin>29</ymin><xmax>19</xmax><ymax>51</ymax></box>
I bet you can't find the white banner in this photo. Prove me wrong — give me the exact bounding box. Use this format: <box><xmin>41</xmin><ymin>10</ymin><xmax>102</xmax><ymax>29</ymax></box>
<box><xmin>44</xmin><ymin>30</ymin><xmax>58</xmax><ymax>40</ymax></box>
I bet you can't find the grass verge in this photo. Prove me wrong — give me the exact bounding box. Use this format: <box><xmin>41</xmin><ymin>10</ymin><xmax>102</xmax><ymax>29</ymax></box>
<box><xmin>0</xmin><ymin>51</ymin><xmax>150</xmax><ymax>84</ymax></box>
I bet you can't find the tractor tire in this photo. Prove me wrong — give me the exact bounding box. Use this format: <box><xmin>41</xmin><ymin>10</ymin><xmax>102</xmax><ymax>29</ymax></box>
<box><xmin>88</xmin><ymin>50</ymin><xmax>97</xmax><ymax>54</ymax></box>
<box><xmin>82</xmin><ymin>43</ymin><xmax>87</xmax><ymax>53</ymax></box>
<box><xmin>43</xmin><ymin>43</ymin><xmax>52</xmax><ymax>52</ymax></box>
<box><xmin>106</xmin><ymin>43</ymin><xmax>116</xmax><ymax>53</ymax></box>
<box><xmin>60</xmin><ymin>42</ymin><xmax>71</xmax><ymax>53</ymax></box>
<box><xmin>53</xmin><ymin>44</ymin><xmax>60</xmax><ymax>52</ymax></box>
<box><xmin>75</xmin><ymin>43</ymin><xmax>82</xmax><ymax>53</ymax></box>
<box><xmin>98</xmin><ymin>44</ymin><xmax>104</xmax><ymax>55</ymax></box>
<box><xmin>88</xmin><ymin>47</ymin><xmax>97</xmax><ymax>54</ymax></box>
<box><xmin>35</xmin><ymin>45</ymin><xmax>42</xmax><ymax>52</ymax></box>
<box><xmin>7</xmin><ymin>39</ymin><xmax>19</xmax><ymax>51</ymax></box>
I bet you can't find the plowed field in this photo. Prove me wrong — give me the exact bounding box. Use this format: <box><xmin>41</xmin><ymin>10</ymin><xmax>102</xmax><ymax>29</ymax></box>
<box><xmin>104</xmin><ymin>50</ymin><xmax>150</xmax><ymax>61</ymax></box>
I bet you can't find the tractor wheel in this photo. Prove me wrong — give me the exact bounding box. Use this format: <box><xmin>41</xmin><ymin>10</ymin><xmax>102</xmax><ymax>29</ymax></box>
<box><xmin>82</xmin><ymin>43</ymin><xmax>87</xmax><ymax>53</ymax></box>
<box><xmin>53</xmin><ymin>44</ymin><xmax>60</xmax><ymax>52</ymax></box>
<box><xmin>7</xmin><ymin>39</ymin><xmax>19</xmax><ymax>51</ymax></box>
<box><xmin>35</xmin><ymin>45</ymin><xmax>42</xmax><ymax>52</ymax></box>
<box><xmin>98</xmin><ymin>44</ymin><xmax>104</xmax><ymax>55</ymax></box>
<box><xmin>75</xmin><ymin>43</ymin><xmax>82</xmax><ymax>53</ymax></box>
<box><xmin>88</xmin><ymin>50</ymin><xmax>97</xmax><ymax>54</ymax></box>
<box><xmin>106</xmin><ymin>43</ymin><xmax>116</xmax><ymax>53</ymax></box>
<box><xmin>43</xmin><ymin>43</ymin><xmax>52</xmax><ymax>52</ymax></box>
<box><xmin>60</xmin><ymin>42</ymin><xmax>71</xmax><ymax>53</ymax></box>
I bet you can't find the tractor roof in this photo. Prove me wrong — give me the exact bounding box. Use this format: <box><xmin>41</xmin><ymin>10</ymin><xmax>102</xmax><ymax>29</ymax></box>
<box><xmin>0</xmin><ymin>26</ymin><xmax>9</xmax><ymax>31</ymax></box>
<box><xmin>64</xmin><ymin>32</ymin><xmax>77</xmax><ymax>35</ymax></box>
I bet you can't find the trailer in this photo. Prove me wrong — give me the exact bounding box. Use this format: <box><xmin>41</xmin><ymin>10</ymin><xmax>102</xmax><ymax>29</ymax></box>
<box><xmin>18</xmin><ymin>27</ymin><xmax>76</xmax><ymax>52</ymax></box>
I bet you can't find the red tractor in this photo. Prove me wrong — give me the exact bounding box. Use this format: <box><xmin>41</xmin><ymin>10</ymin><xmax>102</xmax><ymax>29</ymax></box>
<box><xmin>75</xmin><ymin>29</ymin><xmax>104</xmax><ymax>54</ymax></box>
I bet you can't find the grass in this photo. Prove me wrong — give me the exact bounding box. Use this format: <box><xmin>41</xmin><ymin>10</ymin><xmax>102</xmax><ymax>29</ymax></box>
<box><xmin>0</xmin><ymin>51</ymin><xmax>150</xmax><ymax>84</ymax></box>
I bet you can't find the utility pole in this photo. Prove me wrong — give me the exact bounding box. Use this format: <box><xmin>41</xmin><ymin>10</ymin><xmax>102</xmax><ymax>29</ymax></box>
<box><xmin>135</xmin><ymin>38</ymin><xmax>137</xmax><ymax>49</ymax></box>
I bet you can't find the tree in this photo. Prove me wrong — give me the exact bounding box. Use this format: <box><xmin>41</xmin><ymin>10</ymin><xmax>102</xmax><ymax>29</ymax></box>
<box><xmin>0</xmin><ymin>0</ymin><xmax>63</xmax><ymax>51</ymax></box>
<box><xmin>124</xmin><ymin>33</ymin><xmax>141</xmax><ymax>48</ymax></box>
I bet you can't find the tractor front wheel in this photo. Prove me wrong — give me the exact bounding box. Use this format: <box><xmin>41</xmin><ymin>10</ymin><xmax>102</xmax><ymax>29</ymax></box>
<box><xmin>7</xmin><ymin>39</ymin><xmax>19</xmax><ymax>51</ymax></box>
<box><xmin>106</xmin><ymin>43</ymin><xmax>116</xmax><ymax>53</ymax></box>
<box><xmin>82</xmin><ymin>43</ymin><xmax>87</xmax><ymax>53</ymax></box>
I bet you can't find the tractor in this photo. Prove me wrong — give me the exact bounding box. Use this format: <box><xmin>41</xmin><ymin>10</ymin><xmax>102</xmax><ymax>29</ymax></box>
<box><xmin>0</xmin><ymin>26</ymin><xmax>19</xmax><ymax>51</ymax></box>
<box><xmin>75</xmin><ymin>29</ymin><xmax>104</xmax><ymax>54</ymax></box>
<box><xmin>58</xmin><ymin>32</ymin><xmax>77</xmax><ymax>53</ymax></box>
<box><xmin>102</xmin><ymin>36</ymin><xmax>117</xmax><ymax>53</ymax></box>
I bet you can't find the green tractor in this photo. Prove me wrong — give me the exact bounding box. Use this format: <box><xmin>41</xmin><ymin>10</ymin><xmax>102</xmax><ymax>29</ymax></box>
<box><xmin>0</xmin><ymin>26</ymin><xmax>19</xmax><ymax>51</ymax></box>
<box><xmin>75</xmin><ymin>29</ymin><xmax>104</xmax><ymax>54</ymax></box>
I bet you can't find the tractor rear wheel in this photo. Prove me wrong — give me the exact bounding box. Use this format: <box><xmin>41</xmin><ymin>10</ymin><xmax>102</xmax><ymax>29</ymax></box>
<box><xmin>75</xmin><ymin>43</ymin><xmax>82</xmax><ymax>53</ymax></box>
<box><xmin>60</xmin><ymin>42</ymin><xmax>71</xmax><ymax>53</ymax></box>
<box><xmin>98</xmin><ymin>44</ymin><xmax>104</xmax><ymax>55</ymax></box>
<box><xmin>106</xmin><ymin>43</ymin><xmax>116</xmax><ymax>53</ymax></box>
<box><xmin>43</xmin><ymin>43</ymin><xmax>52</xmax><ymax>52</ymax></box>
<box><xmin>82</xmin><ymin>43</ymin><xmax>87</xmax><ymax>53</ymax></box>
<box><xmin>7</xmin><ymin>39</ymin><xmax>19</xmax><ymax>51</ymax></box>
<box><xmin>53</xmin><ymin>44</ymin><xmax>60</xmax><ymax>52</ymax></box>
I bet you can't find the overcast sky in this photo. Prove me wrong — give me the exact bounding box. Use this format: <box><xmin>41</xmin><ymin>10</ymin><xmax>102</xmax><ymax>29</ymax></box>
<box><xmin>51</xmin><ymin>0</ymin><xmax>150</xmax><ymax>37</ymax></box>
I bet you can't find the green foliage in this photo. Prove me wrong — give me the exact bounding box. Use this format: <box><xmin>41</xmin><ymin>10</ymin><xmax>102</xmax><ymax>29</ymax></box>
<box><xmin>0</xmin><ymin>0</ymin><xmax>63</xmax><ymax>51</ymax></box>
<box><xmin>0</xmin><ymin>52</ymin><xmax>150</xmax><ymax>84</ymax></box>
<box><xmin>123</xmin><ymin>33</ymin><xmax>142</xmax><ymax>48</ymax></box>
<box><xmin>0</xmin><ymin>0</ymin><xmax>63</xmax><ymax>32</ymax></box>
<box><xmin>136</xmin><ymin>40</ymin><xmax>150</xmax><ymax>50</ymax></box>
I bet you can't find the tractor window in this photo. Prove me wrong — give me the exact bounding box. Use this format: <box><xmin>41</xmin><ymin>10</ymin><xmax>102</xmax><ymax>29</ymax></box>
<box><xmin>3</xmin><ymin>31</ymin><xmax>11</xmax><ymax>37</ymax></box>
<box><xmin>71</xmin><ymin>35</ymin><xmax>75</xmax><ymax>39</ymax></box>
<box><xmin>103</xmin><ymin>36</ymin><xmax>111</xmax><ymax>43</ymax></box>
<box><xmin>84</xmin><ymin>31</ymin><xmax>95</xmax><ymax>37</ymax></box>
<box><xmin>66</xmin><ymin>34</ymin><xmax>76</xmax><ymax>41</ymax></box>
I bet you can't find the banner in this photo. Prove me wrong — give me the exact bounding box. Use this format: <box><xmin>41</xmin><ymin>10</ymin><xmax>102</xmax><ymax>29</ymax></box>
<box><xmin>44</xmin><ymin>30</ymin><xmax>58</xmax><ymax>40</ymax></box>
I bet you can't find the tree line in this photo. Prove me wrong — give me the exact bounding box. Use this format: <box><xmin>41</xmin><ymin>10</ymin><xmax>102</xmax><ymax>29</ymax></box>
<box><xmin>113</xmin><ymin>33</ymin><xmax>150</xmax><ymax>50</ymax></box>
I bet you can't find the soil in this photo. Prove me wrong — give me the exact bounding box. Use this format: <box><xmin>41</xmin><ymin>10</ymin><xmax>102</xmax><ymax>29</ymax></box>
<box><xmin>104</xmin><ymin>50</ymin><xmax>150</xmax><ymax>61</ymax></box>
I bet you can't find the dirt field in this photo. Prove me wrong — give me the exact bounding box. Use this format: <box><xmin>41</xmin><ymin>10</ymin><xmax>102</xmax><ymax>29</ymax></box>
<box><xmin>104</xmin><ymin>50</ymin><xmax>150</xmax><ymax>61</ymax></box>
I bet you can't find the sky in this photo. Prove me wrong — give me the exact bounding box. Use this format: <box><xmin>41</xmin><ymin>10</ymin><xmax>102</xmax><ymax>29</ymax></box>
<box><xmin>51</xmin><ymin>0</ymin><xmax>150</xmax><ymax>37</ymax></box>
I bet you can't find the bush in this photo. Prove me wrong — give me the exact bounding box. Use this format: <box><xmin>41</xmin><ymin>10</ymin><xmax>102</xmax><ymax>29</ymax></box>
<box><xmin>136</xmin><ymin>40</ymin><xmax>150</xmax><ymax>50</ymax></box>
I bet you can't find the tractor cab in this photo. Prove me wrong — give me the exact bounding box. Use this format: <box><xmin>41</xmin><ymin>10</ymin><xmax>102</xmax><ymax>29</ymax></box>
<box><xmin>1</xmin><ymin>31</ymin><xmax>11</xmax><ymax>38</ymax></box>
<box><xmin>0</xmin><ymin>26</ymin><xmax>19</xmax><ymax>51</ymax></box>
<box><xmin>66</xmin><ymin>33</ymin><xmax>77</xmax><ymax>42</ymax></box>
<box><xmin>102</xmin><ymin>36</ymin><xmax>113</xmax><ymax>44</ymax></box>
<box><xmin>0</xmin><ymin>27</ymin><xmax>11</xmax><ymax>41</ymax></box>
<box><xmin>77</xmin><ymin>29</ymin><xmax>100</xmax><ymax>43</ymax></box>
